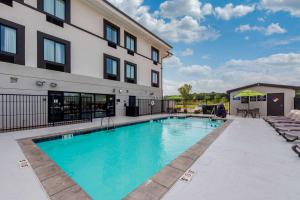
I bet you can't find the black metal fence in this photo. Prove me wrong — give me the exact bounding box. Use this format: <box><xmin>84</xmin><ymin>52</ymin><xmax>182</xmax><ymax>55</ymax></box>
<box><xmin>137</xmin><ymin>99</ymin><xmax>177</xmax><ymax>116</ymax></box>
<box><xmin>0</xmin><ymin>94</ymin><xmax>92</xmax><ymax>133</ymax></box>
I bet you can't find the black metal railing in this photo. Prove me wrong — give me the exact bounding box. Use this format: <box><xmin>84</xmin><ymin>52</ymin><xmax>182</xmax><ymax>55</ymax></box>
<box><xmin>0</xmin><ymin>94</ymin><xmax>93</xmax><ymax>133</ymax></box>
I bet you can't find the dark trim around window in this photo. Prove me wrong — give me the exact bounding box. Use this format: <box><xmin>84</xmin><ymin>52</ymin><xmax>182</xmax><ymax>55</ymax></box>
<box><xmin>151</xmin><ymin>70</ymin><xmax>159</xmax><ymax>88</ymax></box>
<box><xmin>103</xmin><ymin>19</ymin><xmax>120</xmax><ymax>46</ymax></box>
<box><xmin>37</xmin><ymin>31</ymin><xmax>71</xmax><ymax>73</ymax></box>
<box><xmin>0</xmin><ymin>0</ymin><xmax>23</xmax><ymax>6</ymax></box>
<box><xmin>0</xmin><ymin>18</ymin><xmax>25</xmax><ymax>65</ymax></box>
<box><xmin>124</xmin><ymin>61</ymin><xmax>137</xmax><ymax>84</ymax></box>
<box><xmin>103</xmin><ymin>54</ymin><xmax>120</xmax><ymax>81</ymax></box>
<box><xmin>37</xmin><ymin>0</ymin><xmax>71</xmax><ymax>24</ymax></box>
<box><xmin>124</xmin><ymin>31</ymin><xmax>137</xmax><ymax>55</ymax></box>
<box><xmin>151</xmin><ymin>46</ymin><xmax>159</xmax><ymax>65</ymax></box>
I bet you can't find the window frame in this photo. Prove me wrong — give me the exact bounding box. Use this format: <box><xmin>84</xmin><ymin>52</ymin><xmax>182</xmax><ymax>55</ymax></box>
<box><xmin>151</xmin><ymin>47</ymin><xmax>159</xmax><ymax>64</ymax></box>
<box><xmin>103</xmin><ymin>19</ymin><xmax>120</xmax><ymax>45</ymax></box>
<box><xmin>0</xmin><ymin>18</ymin><xmax>25</xmax><ymax>65</ymax></box>
<box><xmin>124</xmin><ymin>61</ymin><xmax>137</xmax><ymax>84</ymax></box>
<box><xmin>103</xmin><ymin>54</ymin><xmax>120</xmax><ymax>81</ymax></box>
<box><xmin>37</xmin><ymin>31</ymin><xmax>71</xmax><ymax>73</ymax></box>
<box><xmin>37</xmin><ymin>0</ymin><xmax>71</xmax><ymax>23</ymax></box>
<box><xmin>151</xmin><ymin>70</ymin><xmax>159</xmax><ymax>88</ymax></box>
<box><xmin>124</xmin><ymin>31</ymin><xmax>137</xmax><ymax>53</ymax></box>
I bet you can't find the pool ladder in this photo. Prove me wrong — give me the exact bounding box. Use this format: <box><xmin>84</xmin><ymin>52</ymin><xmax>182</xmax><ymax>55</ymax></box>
<box><xmin>100</xmin><ymin>117</ymin><xmax>116</xmax><ymax>131</ymax></box>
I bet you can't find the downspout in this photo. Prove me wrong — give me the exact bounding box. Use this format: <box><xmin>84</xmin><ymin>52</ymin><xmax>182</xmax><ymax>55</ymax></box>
<box><xmin>161</xmin><ymin>51</ymin><xmax>173</xmax><ymax>100</ymax></box>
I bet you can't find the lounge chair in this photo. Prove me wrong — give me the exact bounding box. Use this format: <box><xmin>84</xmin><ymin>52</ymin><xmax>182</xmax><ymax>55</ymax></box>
<box><xmin>292</xmin><ymin>145</ymin><xmax>300</xmax><ymax>157</ymax></box>
<box><xmin>265</xmin><ymin>110</ymin><xmax>300</xmax><ymax>124</ymax></box>
<box><xmin>269</xmin><ymin>111</ymin><xmax>300</xmax><ymax>126</ymax></box>
<box><xmin>277</xmin><ymin>130</ymin><xmax>300</xmax><ymax>142</ymax></box>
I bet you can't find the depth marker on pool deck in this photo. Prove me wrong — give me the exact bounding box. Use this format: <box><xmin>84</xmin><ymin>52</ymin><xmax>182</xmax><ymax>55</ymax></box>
<box><xmin>180</xmin><ymin>169</ymin><xmax>196</xmax><ymax>182</ymax></box>
<box><xmin>18</xmin><ymin>159</ymin><xmax>30</xmax><ymax>168</ymax></box>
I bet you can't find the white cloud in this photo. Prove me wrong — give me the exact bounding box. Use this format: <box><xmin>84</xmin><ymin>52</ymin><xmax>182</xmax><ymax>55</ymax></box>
<box><xmin>107</xmin><ymin>0</ymin><xmax>219</xmax><ymax>43</ymax></box>
<box><xmin>179</xmin><ymin>65</ymin><xmax>212</xmax><ymax>76</ymax></box>
<box><xmin>264</xmin><ymin>36</ymin><xmax>300</xmax><ymax>47</ymax></box>
<box><xmin>163</xmin><ymin>55</ymin><xmax>183</xmax><ymax>68</ymax></box>
<box><xmin>260</xmin><ymin>0</ymin><xmax>300</xmax><ymax>17</ymax></box>
<box><xmin>215</xmin><ymin>3</ymin><xmax>255</xmax><ymax>20</ymax></box>
<box><xmin>235</xmin><ymin>23</ymin><xmax>287</xmax><ymax>35</ymax></box>
<box><xmin>159</xmin><ymin>0</ymin><xmax>213</xmax><ymax>19</ymax></box>
<box><xmin>180</xmin><ymin>48</ymin><xmax>194</xmax><ymax>56</ymax></box>
<box><xmin>164</xmin><ymin>53</ymin><xmax>300</xmax><ymax>95</ymax></box>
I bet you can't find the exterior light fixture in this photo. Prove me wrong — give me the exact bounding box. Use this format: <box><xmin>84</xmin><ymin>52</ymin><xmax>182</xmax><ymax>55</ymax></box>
<box><xmin>119</xmin><ymin>89</ymin><xmax>123</xmax><ymax>93</ymax></box>
<box><xmin>50</xmin><ymin>83</ymin><xmax>58</xmax><ymax>88</ymax></box>
<box><xmin>36</xmin><ymin>81</ymin><xmax>45</xmax><ymax>87</ymax></box>
<box><xmin>10</xmin><ymin>77</ymin><xmax>18</xmax><ymax>83</ymax></box>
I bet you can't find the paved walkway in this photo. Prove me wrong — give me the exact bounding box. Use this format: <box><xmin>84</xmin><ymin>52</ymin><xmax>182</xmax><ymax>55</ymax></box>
<box><xmin>163</xmin><ymin>118</ymin><xmax>300</xmax><ymax>200</ymax></box>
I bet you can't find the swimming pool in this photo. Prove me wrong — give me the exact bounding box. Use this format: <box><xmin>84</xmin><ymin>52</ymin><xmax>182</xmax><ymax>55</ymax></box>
<box><xmin>36</xmin><ymin>117</ymin><xmax>223</xmax><ymax>200</ymax></box>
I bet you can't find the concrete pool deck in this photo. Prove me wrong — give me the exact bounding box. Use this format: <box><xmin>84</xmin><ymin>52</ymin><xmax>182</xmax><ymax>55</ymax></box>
<box><xmin>163</xmin><ymin>118</ymin><xmax>300</xmax><ymax>200</ymax></box>
<box><xmin>0</xmin><ymin>115</ymin><xmax>299</xmax><ymax>200</ymax></box>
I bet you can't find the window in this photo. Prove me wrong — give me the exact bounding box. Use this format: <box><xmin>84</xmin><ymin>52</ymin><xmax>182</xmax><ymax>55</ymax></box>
<box><xmin>257</xmin><ymin>95</ymin><xmax>266</xmax><ymax>101</ymax></box>
<box><xmin>125</xmin><ymin>61</ymin><xmax>137</xmax><ymax>84</ymax></box>
<box><xmin>37</xmin><ymin>31</ymin><xmax>71</xmax><ymax>73</ymax></box>
<box><xmin>151</xmin><ymin>70</ymin><xmax>159</xmax><ymax>87</ymax></box>
<box><xmin>38</xmin><ymin>0</ymin><xmax>70</xmax><ymax>24</ymax></box>
<box><xmin>0</xmin><ymin>18</ymin><xmax>25</xmax><ymax>65</ymax></box>
<box><xmin>241</xmin><ymin>97</ymin><xmax>249</xmax><ymax>104</ymax></box>
<box><xmin>104</xmin><ymin>54</ymin><xmax>120</xmax><ymax>81</ymax></box>
<box><xmin>43</xmin><ymin>0</ymin><xmax>65</xmax><ymax>20</ymax></box>
<box><xmin>124</xmin><ymin>31</ymin><xmax>136</xmax><ymax>53</ymax></box>
<box><xmin>250</xmin><ymin>96</ymin><xmax>257</xmax><ymax>102</ymax></box>
<box><xmin>151</xmin><ymin>47</ymin><xmax>159</xmax><ymax>64</ymax></box>
<box><xmin>0</xmin><ymin>25</ymin><xmax>16</xmax><ymax>54</ymax></box>
<box><xmin>44</xmin><ymin>39</ymin><xmax>65</xmax><ymax>64</ymax></box>
<box><xmin>104</xmin><ymin>20</ymin><xmax>120</xmax><ymax>46</ymax></box>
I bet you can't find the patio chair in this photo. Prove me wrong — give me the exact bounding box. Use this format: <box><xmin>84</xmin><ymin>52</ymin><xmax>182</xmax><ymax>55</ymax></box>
<box><xmin>252</xmin><ymin>108</ymin><xmax>260</xmax><ymax>118</ymax></box>
<box><xmin>292</xmin><ymin>145</ymin><xmax>300</xmax><ymax>157</ymax></box>
<box><xmin>236</xmin><ymin>108</ymin><xmax>246</xmax><ymax>117</ymax></box>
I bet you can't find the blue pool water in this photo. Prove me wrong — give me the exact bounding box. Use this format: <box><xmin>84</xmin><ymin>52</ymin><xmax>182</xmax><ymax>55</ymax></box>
<box><xmin>37</xmin><ymin>117</ymin><xmax>223</xmax><ymax>200</ymax></box>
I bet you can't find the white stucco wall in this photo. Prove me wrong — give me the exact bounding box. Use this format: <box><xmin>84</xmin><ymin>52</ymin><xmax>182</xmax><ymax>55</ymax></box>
<box><xmin>229</xmin><ymin>86</ymin><xmax>296</xmax><ymax>116</ymax></box>
<box><xmin>0</xmin><ymin>0</ymin><xmax>169</xmax><ymax>89</ymax></box>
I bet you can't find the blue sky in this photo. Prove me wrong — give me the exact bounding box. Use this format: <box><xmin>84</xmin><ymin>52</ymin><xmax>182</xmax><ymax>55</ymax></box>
<box><xmin>108</xmin><ymin>0</ymin><xmax>300</xmax><ymax>95</ymax></box>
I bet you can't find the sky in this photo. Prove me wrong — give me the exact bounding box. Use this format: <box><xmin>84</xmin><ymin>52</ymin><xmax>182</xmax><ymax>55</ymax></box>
<box><xmin>107</xmin><ymin>0</ymin><xmax>300</xmax><ymax>95</ymax></box>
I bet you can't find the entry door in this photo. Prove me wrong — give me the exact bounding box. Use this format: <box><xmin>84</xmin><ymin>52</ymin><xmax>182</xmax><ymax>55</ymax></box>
<box><xmin>106</xmin><ymin>95</ymin><xmax>115</xmax><ymax>117</ymax></box>
<box><xmin>48</xmin><ymin>91</ymin><xmax>64</xmax><ymax>122</ymax></box>
<box><xmin>129</xmin><ymin>96</ymin><xmax>136</xmax><ymax>107</ymax></box>
<box><xmin>267</xmin><ymin>93</ymin><xmax>284</xmax><ymax>116</ymax></box>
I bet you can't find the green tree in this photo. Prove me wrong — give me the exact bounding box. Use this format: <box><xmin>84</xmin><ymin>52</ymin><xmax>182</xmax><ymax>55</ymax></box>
<box><xmin>204</xmin><ymin>95</ymin><xmax>211</xmax><ymax>105</ymax></box>
<box><xmin>178</xmin><ymin>84</ymin><xmax>192</xmax><ymax>111</ymax></box>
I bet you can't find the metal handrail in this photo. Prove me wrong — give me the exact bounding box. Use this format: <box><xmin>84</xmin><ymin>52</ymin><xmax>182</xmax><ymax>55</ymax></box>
<box><xmin>107</xmin><ymin>117</ymin><xmax>115</xmax><ymax>130</ymax></box>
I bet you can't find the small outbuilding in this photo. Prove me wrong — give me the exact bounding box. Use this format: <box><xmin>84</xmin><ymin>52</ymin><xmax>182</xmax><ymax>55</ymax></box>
<box><xmin>227</xmin><ymin>83</ymin><xmax>300</xmax><ymax>116</ymax></box>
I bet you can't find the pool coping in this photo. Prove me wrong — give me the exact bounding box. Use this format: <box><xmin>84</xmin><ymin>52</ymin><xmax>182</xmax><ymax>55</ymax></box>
<box><xmin>17</xmin><ymin>116</ymin><xmax>232</xmax><ymax>200</ymax></box>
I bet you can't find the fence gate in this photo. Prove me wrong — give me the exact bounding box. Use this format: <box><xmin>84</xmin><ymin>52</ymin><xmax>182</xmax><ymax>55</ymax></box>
<box><xmin>137</xmin><ymin>99</ymin><xmax>176</xmax><ymax>116</ymax></box>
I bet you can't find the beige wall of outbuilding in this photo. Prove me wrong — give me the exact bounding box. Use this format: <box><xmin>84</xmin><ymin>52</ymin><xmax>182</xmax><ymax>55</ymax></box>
<box><xmin>229</xmin><ymin>86</ymin><xmax>295</xmax><ymax>116</ymax></box>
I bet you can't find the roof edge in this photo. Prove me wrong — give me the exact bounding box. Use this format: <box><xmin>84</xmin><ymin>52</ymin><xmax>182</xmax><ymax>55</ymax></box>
<box><xmin>102</xmin><ymin>0</ymin><xmax>173</xmax><ymax>49</ymax></box>
<box><xmin>227</xmin><ymin>83</ymin><xmax>300</xmax><ymax>94</ymax></box>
